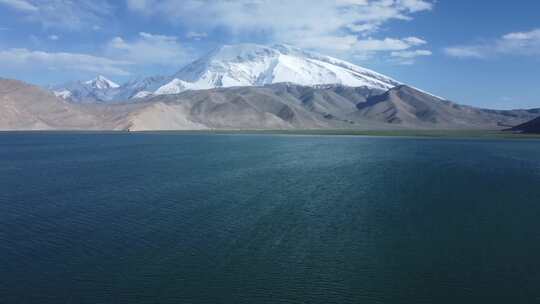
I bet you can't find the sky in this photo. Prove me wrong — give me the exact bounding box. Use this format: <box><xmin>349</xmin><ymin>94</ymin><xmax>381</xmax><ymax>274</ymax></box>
<box><xmin>0</xmin><ymin>0</ymin><xmax>539</xmax><ymax>109</ymax></box>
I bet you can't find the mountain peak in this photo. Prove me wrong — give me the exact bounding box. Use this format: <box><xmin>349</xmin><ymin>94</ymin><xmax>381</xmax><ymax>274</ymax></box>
<box><xmin>85</xmin><ymin>75</ymin><xmax>120</xmax><ymax>89</ymax></box>
<box><xmin>167</xmin><ymin>43</ymin><xmax>400</xmax><ymax>94</ymax></box>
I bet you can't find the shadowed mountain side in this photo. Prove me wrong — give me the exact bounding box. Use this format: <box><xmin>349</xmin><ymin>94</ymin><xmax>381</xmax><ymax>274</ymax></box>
<box><xmin>506</xmin><ymin>116</ymin><xmax>540</xmax><ymax>134</ymax></box>
<box><xmin>357</xmin><ymin>85</ymin><xmax>540</xmax><ymax>129</ymax></box>
<box><xmin>134</xmin><ymin>84</ymin><xmax>390</xmax><ymax>130</ymax></box>
<box><xmin>131</xmin><ymin>84</ymin><xmax>538</xmax><ymax>130</ymax></box>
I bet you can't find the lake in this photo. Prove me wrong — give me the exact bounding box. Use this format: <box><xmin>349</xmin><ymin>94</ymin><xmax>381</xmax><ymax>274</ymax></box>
<box><xmin>1</xmin><ymin>133</ymin><xmax>540</xmax><ymax>303</ymax></box>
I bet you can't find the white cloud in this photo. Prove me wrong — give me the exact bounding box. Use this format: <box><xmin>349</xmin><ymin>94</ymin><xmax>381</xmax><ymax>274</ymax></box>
<box><xmin>390</xmin><ymin>49</ymin><xmax>432</xmax><ymax>64</ymax></box>
<box><xmin>444</xmin><ymin>47</ymin><xmax>484</xmax><ymax>59</ymax></box>
<box><xmin>105</xmin><ymin>32</ymin><xmax>191</xmax><ymax>66</ymax></box>
<box><xmin>403</xmin><ymin>36</ymin><xmax>427</xmax><ymax>45</ymax></box>
<box><xmin>294</xmin><ymin>35</ymin><xmax>359</xmax><ymax>52</ymax></box>
<box><xmin>346</xmin><ymin>23</ymin><xmax>378</xmax><ymax>34</ymax></box>
<box><xmin>125</xmin><ymin>0</ymin><xmax>147</xmax><ymax>10</ymax></box>
<box><xmin>445</xmin><ymin>28</ymin><xmax>540</xmax><ymax>59</ymax></box>
<box><xmin>391</xmin><ymin>49</ymin><xmax>432</xmax><ymax>58</ymax></box>
<box><xmin>396</xmin><ymin>0</ymin><xmax>433</xmax><ymax>12</ymax></box>
<box><xmin>0</xmin><ymin>0</ymin><xmax>37</xmax><ymax>12</ymax></box>
<box><xmin>350</xmin><ymin>36</ymin><xmax>429</xmax><ymax>63</ymax></box>
<box><xmin>1</xmin><ymin>0</ymin><xmax>114</xmax><ymax>30</ymax></box>
<box><xmin>288</xmin><ymin>34</ymin><xmax>430</xmax><ymax>62</ymax></box>
<box><xmin>502</xmin><ymin>30</ymin><xmax>540</xmax><ymax>40</ymax></box>
<box><xmin>126</xmin><ymin>0</ymin><xmax>433</xmax><ymax>55</ymax></box>
<box><xmin>355</xmin><ymin>36</ymin><xmax>426</xmax><ymax>51</ymax></box>
<box><xmin>0</xmin><ymin>48</ymin><xmax>132</xmax><ymax>75</ymax></box>
<box><xmin>48</xmin><ymin>34</ymin><xmax>59</xmax><ymax>40</ymax></box>
<box><xmin>186</xmin><ymin>31</ymin><xmax>208</xmax><ymax>40</ymax></box>
<box><xmin>343</xmin><ymin>36</ymin><xmax>431</xmax><ymax>64</ymax></box>
<box><xmin>499</xmin><ymin>29</ymin><xmax>540</xmax><ymax>56</ymax></box>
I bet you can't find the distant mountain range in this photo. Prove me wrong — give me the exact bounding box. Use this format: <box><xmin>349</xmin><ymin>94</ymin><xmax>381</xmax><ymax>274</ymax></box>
<box><xmin>1</xmin><ymin>43</ymin><xmax>538</xmax><ymax>131</ymax></box>
<box><xmin>51</xmin><ymin>75</ymin><xmax>120</xmax><ymax>103</ymax></box>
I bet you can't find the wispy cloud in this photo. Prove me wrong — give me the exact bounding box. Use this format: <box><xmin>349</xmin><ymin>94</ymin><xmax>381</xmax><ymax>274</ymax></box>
<box><xmin>186</xmin><ymin>31</ymin><xmax>208</xmax><ymax>41</ymax></box>
<box><xmin>391</xmin><ymin>49</ymin><xmax>432</xmax><ymax>64</ymax></box>
<box><xmin>0</xmin><ymin>48</ymin><xmax>132</xmax><ymax>75</ymax></box>
<box><xmin>396</xmin><ymin>0</ymin><xmax>433</xmax><ymax>12</ymax></box>
<box><xmin>126</xmin><ymin>0</ymin><xmax>434</xmax><ymax>35</ymax></box>
<box><xmin>445</xmin><ymin>28</ymin><xmax>540</xmax><ymax>59</ymax></box>
<box><xmin>355</xmin><ymin>36</ymin><xmax>426</xmax><ymax>52</ymax></box>
<box><xmin>105</xmin><ymin>32</ymin><xmax>192</xmax><ymax>67</ymax></box>
<box><xmin>0</xmin><ymin>0</ymin><xmax>114</xmax><ymax>30</ymax></box>
<box><xmin>348</xmin><ymin>36</ymin><xmax>430</xmax><ymax>63</ymax></box>
<box><xmin>391</xmin><ymin>49</ymin><xmax>432</xmax><ymax>58</ymax></box>
<box><xmin>0</xmin><ymin>0</ymin><xmax>37</xmax><ymax>12</ymax></box>
<box><xmin>444</xmin><ymin>47</ymin><xmax>484</xmax><ymax>59</ymax></box>
<box><xmin>127</xmin><ymin>0</ymin><xmax>434</xmax><ymax>61</ymax></box>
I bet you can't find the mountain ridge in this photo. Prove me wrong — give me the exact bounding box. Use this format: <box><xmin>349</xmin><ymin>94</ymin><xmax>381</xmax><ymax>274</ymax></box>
<box><xmin>2</xmin><ymin>78</ymin><xmax>539</xmax><ymax>131</ymax></box>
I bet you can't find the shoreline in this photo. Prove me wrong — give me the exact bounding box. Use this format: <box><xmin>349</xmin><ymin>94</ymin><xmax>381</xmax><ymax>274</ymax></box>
<box><xmin>1</xmin><ymin>129</ymin><xmax>540</xmax><ymax>139</ymax></box>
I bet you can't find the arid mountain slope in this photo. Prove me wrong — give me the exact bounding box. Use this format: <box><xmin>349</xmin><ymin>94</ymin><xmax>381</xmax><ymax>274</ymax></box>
<box><xmin>0</xmin><ymin>79</ymin><xmax>102</xmax><ymax>130</ymax></box>
<box><xmin>1</xmin><ymin>79</ymin><xmax>538</xmax><ymax>131</ymax></box>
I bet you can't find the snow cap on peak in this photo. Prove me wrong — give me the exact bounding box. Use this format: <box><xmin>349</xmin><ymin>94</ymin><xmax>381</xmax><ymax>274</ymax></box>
<box><xmin>165</xmin><ymin>43</ymin><xmax>401</xmax><ymax>94</ymax></box>
<box><xmin>85</xmin><ymin>75</ymin><xmax>120</xmax><ymax>89</ymax></box>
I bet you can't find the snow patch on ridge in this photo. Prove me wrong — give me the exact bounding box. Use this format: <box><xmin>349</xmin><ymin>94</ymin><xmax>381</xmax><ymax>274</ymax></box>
<box><xmin>53</xmin><ymin>90</ymin><xmax>72</xmax><ymax>99</ymax></box>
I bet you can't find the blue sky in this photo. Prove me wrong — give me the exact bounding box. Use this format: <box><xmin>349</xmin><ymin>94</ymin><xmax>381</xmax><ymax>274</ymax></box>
<box><xmin>0</xmin><ymin>0</ymin><xmax>539</xmax><ymax>109</ymax></box>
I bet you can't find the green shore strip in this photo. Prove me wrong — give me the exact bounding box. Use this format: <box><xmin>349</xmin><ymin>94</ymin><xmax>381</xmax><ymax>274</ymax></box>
<box><xmin>138</xmin><ymin>129</ymin><xmax>540</xmax><ymax>139</ymax></box>
<box><xmin>2</xmin><ymin>129</ymin><xmax>540</xmax><ymax>139</ymax></box>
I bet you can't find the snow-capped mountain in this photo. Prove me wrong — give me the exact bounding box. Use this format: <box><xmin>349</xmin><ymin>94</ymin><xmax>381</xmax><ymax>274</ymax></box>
<box><xmin>86</xmin><ymin>75</ymin><xmax>119</xmax><ymax>90</ymax></box>
<box><xmin>155</xmin><ymin>44</ymin><xmax>400</xmax><ymax>95</ymax></box>
<box><xmin>52</xmin><ymin>44</ymin><xmax>401</xmax><ymax>103</ymax></box>
<box><xmin>111</xmin><ymin>76</ymin><xmax>169</xmax><ymax>101</ymax></box>
<box><xmin>52</xmin><ymin>75</ymin><xmax>168</xmax><ymax>103</ymax></box>
<box><xmin>52</xmin><ymin>75</ymin><xmax>120</xmax><ymax>103</ymax></box>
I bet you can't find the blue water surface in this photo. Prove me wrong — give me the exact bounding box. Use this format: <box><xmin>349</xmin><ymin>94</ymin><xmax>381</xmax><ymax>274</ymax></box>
<box><xmin>1</xmin><ymin>133</ymin><xmax>540</xmax><ymax>303</ymax></box>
